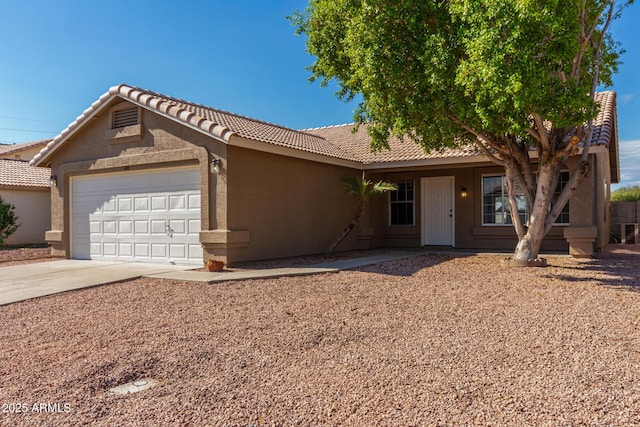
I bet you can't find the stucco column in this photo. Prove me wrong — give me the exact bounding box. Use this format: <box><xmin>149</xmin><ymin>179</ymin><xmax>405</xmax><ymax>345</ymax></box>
<box><xmin>563</xmin><ymin>156</ymin><xmax>596</xmax><ymax>257</ymax></box>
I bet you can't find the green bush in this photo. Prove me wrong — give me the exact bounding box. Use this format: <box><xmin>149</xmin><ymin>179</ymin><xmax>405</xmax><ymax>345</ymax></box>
<box><xmin>0</xmin><ymin>195</ymin><xmax>19</xmax><ymax>244</ymax></box>
<box><xmin>611</xmin><ymin>185</ymin><xmax>640</xmax><ymax>202</ymax></box>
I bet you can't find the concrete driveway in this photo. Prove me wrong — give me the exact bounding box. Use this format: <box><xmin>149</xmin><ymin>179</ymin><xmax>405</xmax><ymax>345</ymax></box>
<box><xmin>0</xmin><ymin>260</ymin><xmax>193</xmax><ymax>306</ymax></box>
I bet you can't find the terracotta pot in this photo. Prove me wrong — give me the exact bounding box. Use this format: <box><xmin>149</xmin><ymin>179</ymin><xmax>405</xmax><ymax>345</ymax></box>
<box><xmin>205</xmin><ymin>260</ymin><xmax>225</xmax><ymax>272</ymax></box>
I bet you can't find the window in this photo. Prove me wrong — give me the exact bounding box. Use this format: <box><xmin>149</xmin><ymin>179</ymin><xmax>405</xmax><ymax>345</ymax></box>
<box><xmin>482</xmin><ymin>175</ymin><xmax>528</xmax><ymax>225</ymax></box>
<box><xmin>553</xmin><ymin>171</ymin><xmax>570</xmax><ymax>225</ymax></box>
<box><xmin>112</xmin><ymin>107</ymin><xmax>139</xmax><ymax>129</ymax></box>
<box><xmin>482</xmin><ymin>172</ymin><xmax>570</xmax><ymax>226</ymax></box>
<box><xmin>390</xmin><ymin>180</ymin><xmax>414</xmax><ymax>226</ymax></box>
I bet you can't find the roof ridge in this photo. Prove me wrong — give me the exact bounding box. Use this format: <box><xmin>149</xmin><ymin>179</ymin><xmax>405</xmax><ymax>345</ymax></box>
<box><xmin>123</xmin><ymin>84</ymin><xmax>326</xmax><ymax>140</ymax></box>
<box><xmin>0</xmin><ymin>158</ymin><xmax>30</xmax><ymax>163</ymax></box>
<box><xmin>301</xmin><ymin>123</ymin><xmax>356</xmax><ymax>131</ymax></box>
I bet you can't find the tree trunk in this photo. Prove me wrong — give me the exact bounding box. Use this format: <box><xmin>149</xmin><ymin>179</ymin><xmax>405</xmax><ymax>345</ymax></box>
<box><xmin>512</xmin><ymin>163</ymin><xmax>556</xmax><ymax>262</ymax></box>
<box><xmin>327</xmin><ymin>204</ymin><xmax>364</xmax><ymax>255</ymax></box>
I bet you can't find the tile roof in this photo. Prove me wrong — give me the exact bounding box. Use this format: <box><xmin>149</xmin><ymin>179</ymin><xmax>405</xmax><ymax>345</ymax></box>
<box><xmin>303</xmin><ymin>124</ymin><xmax>484</xmax><ymax>164</ymax></box>
<box><xmin>0</xmin><ymin>139</ymin><xmax>51</xmax><ymax>158</ymax></box>
<box><xmin>31</xmin><ymin>84</ymin><xmax>617</xmax><ymax>168</ymax></box>
<box><xmin>0</xmin><ymin>159</ymin><xmax>50</xmax><ymax>188</ymax></box>
<box><xmin>32</xmin><ymin>85</ymin><xmax>353</xmax><ymax>166</ymax></box>
<box><xmin>591</xmin><ymin>91</ymin><xmax>617</xmax><ymax>147</ymax></box>
<box><xmin>305</xmin><ymin>91</ymin><xmax>618</xmax><ymax>164</ymax></box>
<box><xmin>136</xmin><ymin>88</ymin><xmax>355</xmax><ymax>161</ymax></box>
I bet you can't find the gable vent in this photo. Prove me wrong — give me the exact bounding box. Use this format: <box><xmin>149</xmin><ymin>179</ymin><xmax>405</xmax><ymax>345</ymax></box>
<box><xmin>113</xmin><ymin>107</ymin><xmax>139</xmax><ymax>128</ymax></box>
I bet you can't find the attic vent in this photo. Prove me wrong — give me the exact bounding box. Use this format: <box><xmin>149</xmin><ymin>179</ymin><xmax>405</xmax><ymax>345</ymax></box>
<box><xmin>113</xmin><ymin>107</ymin><xmax>139</xmax><ymax>128</ymax></box>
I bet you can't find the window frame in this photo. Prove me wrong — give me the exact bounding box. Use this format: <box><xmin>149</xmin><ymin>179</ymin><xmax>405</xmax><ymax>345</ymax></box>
<box><xmin>481</xmin><ymin>171</ymin><xmax>571</xmax><ymax>227</ymax></box>
<box><xmin>388</xmin><ymin>179</ymin><xmax>416</xmax><ymax>226</ymax></box>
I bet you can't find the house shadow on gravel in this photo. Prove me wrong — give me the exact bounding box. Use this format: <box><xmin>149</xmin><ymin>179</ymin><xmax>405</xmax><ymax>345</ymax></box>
<box><xmin>543</xmin><ymin>244</ymin><xmax>640</xmax><ymax>292</ymax></box>
<box><xmin>346</xmin><ymin>252</ymin><xmax>474</xmax><ymax>278</ymax></box>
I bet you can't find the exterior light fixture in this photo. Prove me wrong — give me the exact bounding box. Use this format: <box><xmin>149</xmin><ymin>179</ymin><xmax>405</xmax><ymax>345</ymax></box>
<box><xmin>49</xmin><ymin>175</ymin><xmax>58</xmax><ymax>188</ymax></box>
<box><xmin>460</xmin><ymin>187</ymin><xmax>468</xmax><ymax>198</ymax></box>
<box><xmin>210</xmin><ymin>158</ymin><xmax>222</xmax><ymax>174</ymax></box>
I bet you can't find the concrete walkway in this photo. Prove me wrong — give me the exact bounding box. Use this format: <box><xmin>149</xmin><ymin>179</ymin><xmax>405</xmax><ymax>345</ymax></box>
<box><xmin>147</xmin><ymin>250</ymin><xmax>424</xmax><ymax>282</ymax></box>
<box><xmin>0</xmin><ymin>250</ymin><xmax>425</xmax><ymax>305</ymax></box>
<box><xmin>0</xmin><ymin>260</ymin><xmax>192</xmax><ymax>306</ymax></box>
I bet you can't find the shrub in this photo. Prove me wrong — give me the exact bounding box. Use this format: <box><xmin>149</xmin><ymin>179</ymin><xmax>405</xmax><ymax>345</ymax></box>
<box><xmin>611</xmin><ymin>185</ymin><xmax>640</xmax><ymax>202</ymax></box>
<box><xmin>0</xmin><ymin>195</ymin><xmax>19</xmax><ymax>244</ymax></box>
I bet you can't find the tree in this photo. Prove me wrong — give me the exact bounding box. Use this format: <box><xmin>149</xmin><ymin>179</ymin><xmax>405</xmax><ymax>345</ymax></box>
<box><xmin>0</xmin><ymin>195</ymin><xmax>19</xmax><ymax>245</ymax></box>
<box><xmin>328</xmin><ymin>172</ymin><xmax>397</xmax><ymax>254</ymax></box>
<box><xmin>611</xmin><ymin>185</ymin><xmax>640</xmax><ymax>202</ymax></box>
<box><xmin>291</xmin><ymin>0</ymin><xmax>630</xmax><ymax>262</ymax></box>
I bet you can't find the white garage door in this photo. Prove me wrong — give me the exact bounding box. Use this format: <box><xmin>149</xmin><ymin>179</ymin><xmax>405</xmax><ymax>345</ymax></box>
<box><xmin>71</xmin><ymin>167</ymin><xmax>202</xmax><ymax>265</ymax></box>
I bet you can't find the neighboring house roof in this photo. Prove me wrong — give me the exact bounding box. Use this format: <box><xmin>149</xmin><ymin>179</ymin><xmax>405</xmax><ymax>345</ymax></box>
<box><xmin>0</xmin><ymin>139</ymin><xmax>51</xmax><ymax>159</ymax></box>
<box><xmin>31</xmin><ymin>84</ymin><xmax>617</xmax><ymax>169</ymax></box>
<box><xmin>0</xmin><ymin>159</ymin><xmax>50</xmax><ymax>188</ymax></box>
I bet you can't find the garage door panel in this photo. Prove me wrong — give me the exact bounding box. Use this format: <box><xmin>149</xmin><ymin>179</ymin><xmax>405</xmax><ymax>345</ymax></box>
<box><xmin>151</xmin><ymin>244</ymin><xmax>167</xmax><ymax>258</ymax></box>
<box><xmin>118</xmin><ymin>197</ymin><xmax>133</xmax><ymax>212</ymax></box>
<box><xmin>169</xmin><ymin>219</ymin><xmax>186</xmax><ymax>234</ymax></box>
<box><xmin>103</xmin><ymin>199</ymin><xmax>117</xmax><ymax>212</ymax></box>
<box><xmin>188</xmin><ymin>194</ymin><xmax>200</xmax><ymax>210</ymax></box>
<box><xmin>118</xmin><ymin>220</ymin><xmax>133</xmax><ymax>234</ymax></box>
<box><xmin>89</xmin><ymin>242</ymin><xmax>101</xmax><ymax>256</ymax></box>
<box><xmin>119</xmin><ymin>243</ymin><xmax>132</xmax><ymax>256</ymax></box>
<box><xmin>89</xmin><ymin>221</ymin><xmax>101</xmax><ymax>234</ymax></box>
<box><xmin>151</xmin><ymin>196</ymin><xmax>167</xmax><ymax>211</ymax></box>
<box><xmin>134</xmin><ymin>197</ymin><xmax>149</xmax><ymax>211</ymax></box>
<box><xmin>169</xmin><ymin>244</ymin><xmax>186</xmax><ymax>259</ymax></box>
<box><xmin>72</xmin><ymin>167</ymin><xmax>201</xmax><ymax>265</ymax></box>
<box><xmin>169</xmin><ymin>195</ymin><xmax>185</xmax><ymax>210</ymax></box>
<box><xmin>134</xmin><ymin>220</ymin><xmax>149</xmax><ymax>234</ymax></box>
<box><xmin>134</xmin><ymin>244</ymin><xmax>149</xmax><ymax>257</ymax></box>
<box><xmin>103</xmin><ymin>221</ymin><xmax>117</xmax><ymax>234</ymax></box>
<box><xmin>103</xmin><ymin>243</ymin><xmax>117</xmax><ymax>256</ymax></box>
<box><xmin>188</xmin><ymin>219</ymin><xmax>201</xmax><ymax>234</ymax></box>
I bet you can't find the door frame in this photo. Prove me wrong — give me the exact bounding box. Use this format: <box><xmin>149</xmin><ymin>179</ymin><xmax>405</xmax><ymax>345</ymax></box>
<box><xmin>421</xmin><ymin>176</ymin><xmax>455</xmax><ymax>246</ymax></box>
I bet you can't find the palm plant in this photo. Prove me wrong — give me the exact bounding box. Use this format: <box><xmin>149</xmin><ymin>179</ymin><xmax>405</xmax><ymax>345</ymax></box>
<box><xmin>327</xmin><ymin>172</ymin><xmax>397</xmax><ymax>254</ymax></box>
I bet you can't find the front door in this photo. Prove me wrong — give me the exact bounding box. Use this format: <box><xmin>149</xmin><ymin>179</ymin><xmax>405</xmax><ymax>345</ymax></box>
<box><xmin>421</xmin><ymin>176</ymin><xmax>454</xmax><ymax>246</ymax></box>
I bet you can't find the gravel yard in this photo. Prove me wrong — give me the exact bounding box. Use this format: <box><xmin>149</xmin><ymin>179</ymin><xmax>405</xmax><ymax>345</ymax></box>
<box><xmin>0</xmin><ymin>246</ymin><xmax>51</xmax><ymax>266</ymax></box>
<box><xmin>1</xmin><ymin>246</ymin><xmax>640</xmax><ymax>426</ymax></box>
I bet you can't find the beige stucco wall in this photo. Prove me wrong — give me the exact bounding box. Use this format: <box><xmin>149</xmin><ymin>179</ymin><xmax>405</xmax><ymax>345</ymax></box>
<box><xmin>1</xmin><ymin>187</ymin><xmax>50</xmax><ymax>245</ymax></box>
<box><xmin>1</xmin><ymin>145</ymin><xmax>45</xmax><ymax>161</ymax></box>
<box><xmin>37</xmin><ymin>95</ymin><xmax>613</xmax><ymax>262</ymax></box>
<box><xmin>40</xmin><ymin>98</ymin><xmax>363</xmax><ymax>265</ymax></box>
<box><xmin>44</xmin><ymin>99</ymin><xmax>220</xmax><ymax>259</ymax></box>
<box><xmin>223</xmin><ymin>141</ymin><xmax>362</xmax><ymax>263</ymax></box>
<box><xmin>369</xmin><ymin>164</ymin><xmax>569</xmax><ymax>253</ymax></box>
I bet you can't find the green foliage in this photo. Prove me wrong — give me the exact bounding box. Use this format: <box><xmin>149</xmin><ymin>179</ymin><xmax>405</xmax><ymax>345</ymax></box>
<box><xmin>611</xmin><ymin>185</ymin><xmax>640</xmax><ymax>202</ymax></box>
<box><xmin>0</xmin><ymin>195</ymin><xmax>19</xmax><ymax>245</ymax></box>
<box><xmin>291</xmin><ymin>0</ymin><xmax>628</xmax><ymax>153</ymax></box>
<box><xmin>342</xmin><ymin>172</ymin><xmax>398</xmax><ymax>203</ymax></box>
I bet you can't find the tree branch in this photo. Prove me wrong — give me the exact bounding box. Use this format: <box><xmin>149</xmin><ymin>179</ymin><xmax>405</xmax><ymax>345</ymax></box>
<box><xmin>544</xmin><ymin>160</ymin><xmax>592</xmax><ymax>234</ymax></box>
<box><xmin>531</xmin><ymin>113</ymin><xmax>551</xmax><ymax>156</ymax></box>
<box><xmin>505</xmin><ymin>164</ymin><xmax>527</xmax><ymax>239</ymax></box>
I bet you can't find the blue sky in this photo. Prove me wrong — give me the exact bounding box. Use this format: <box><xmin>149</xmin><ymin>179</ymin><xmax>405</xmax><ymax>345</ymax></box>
<box><xmin>0</xmin><ymin>0</ymin><xmax>638</xmax><ymax>187</ymax></box>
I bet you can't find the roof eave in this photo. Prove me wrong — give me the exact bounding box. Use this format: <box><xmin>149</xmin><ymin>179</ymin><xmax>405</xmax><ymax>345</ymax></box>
<box><xmin>30</xmin><ymin>89</ymin><xmax>122</xmax><ymax>167</ymax></box>
<box><xmin>362</xmin><ymin>154</ymin><xmax>491</xmax><ymax>170</ymax></box>
<box><xmin>30</xmin><ymin>84</ymin><xmax>237</xmax><ymax>168</ymax></box>
<box><xmin>228</xmin><ymin>135</ymin><xmax>362</xmax><ymax>169</ymax></box>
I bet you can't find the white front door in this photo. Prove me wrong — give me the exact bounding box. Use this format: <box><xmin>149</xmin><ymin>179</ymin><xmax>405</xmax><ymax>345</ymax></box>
<box><xmin>71</xmin><ymin>167</ymin><xmax>202</xmax><ymax>265</ymax></box>
<box><xmin>421</xmin><ymin>176</ymin><xmax>454</xmax><ymax>246</ymax></box>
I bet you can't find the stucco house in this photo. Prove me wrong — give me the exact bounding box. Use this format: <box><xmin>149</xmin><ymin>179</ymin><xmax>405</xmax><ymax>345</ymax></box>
<box><xmin>30</xmin><ymin>84</ymin><xmax>618</xmax><ymax>265</ymax></box>
<box><xmin>0</xmin><ymin>140</ymin><xmax>51</xmax><ymax>245</ymax></box>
